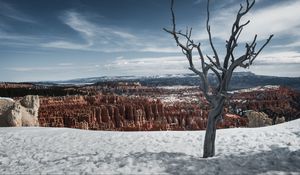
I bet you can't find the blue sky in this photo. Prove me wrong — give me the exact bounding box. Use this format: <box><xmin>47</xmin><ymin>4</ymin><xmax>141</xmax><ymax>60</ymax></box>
<box><xmin>0</xmin><ymin>0</ymin><xmax>299</xmax><ymax>82</ymax></box>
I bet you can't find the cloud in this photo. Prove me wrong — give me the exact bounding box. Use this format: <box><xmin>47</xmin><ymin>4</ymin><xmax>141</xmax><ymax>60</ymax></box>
<box><xmin>0</xmin><ymin>1</ymin><xmax>35</xmax><ymax>23</ymax></box>
<box><xmin>6</xmin><ymin>64</ymin><xmax>100</xmax><ymax>72</ymax></box>
<box><xmin>104</xmin><ymin>56</ymin><xmax>191</xmax><ymax>75</ymax></box>
<box><xmin>7</xmin><ymin>67</ymin><xmax>61</xmax><ymax>72</ymax></box>
<box><xmin>41</xmin><ymin>11</ymin><xmax>95</xmax><ymax>50</ymax></box>
<box><xmin>0</xmin><ymin>31</ymin><xmax>49</xmax><ymax>50</ymax></box>
<box><xmin>58</xmin><ymin>63</ymin><xmax>73</xmax><ymax>66</ymax></box>
<box><xmin>42</xmin><ymin>10</ymin><xmax>139</xmax><ymax>52</ymax></box>
<box><xmin>41</xmin><ymin>40</ymin><xmax>92</xmax><ymax>50</ymax></box>
<box><xmin>111</xmin><ymin>31</ymin><xmax>136</xmax><ymax>40</ymax></box>
<box><xmin>140</xmin><ymin>46</ymin><xmax>180</xmax><ymax>53</ymax></box>
<box><xmin>257</xmin><ymin>51</ymin><xmax>300</xmax><ymax>64</ymax></box>
<box><xmin>41</xmin><ymin>10</ymin><xmax>180</xmax><ymax>53</ymax></box>
<box><xmin>195</xmin><ymin>0</ymin><xmax>300</xmax><ymax>43</ymax></box>
<box><xmin>0</xmin><ymin>6</ymin><xmax>179</xmax><ymax>54</ymax></box>
<box><xmin>241</xmin><ymin>1</ymin><xmax>300</xmax><ymax>40</ymax></box>
<box><xmin>63</xmin><ymin>11</ymin><xmax>95</xmax><ymax>37</ymax></box>
<box><xmin>272</xmin><ymin>41</ymin><xmax>300</xmax><ymax>48</ymax></box>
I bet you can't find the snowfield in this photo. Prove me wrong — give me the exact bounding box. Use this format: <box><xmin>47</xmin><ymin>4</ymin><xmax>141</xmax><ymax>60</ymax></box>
<box><xmin>0</xmin><ymin>120</ymin><xmax>300</xmax><ymax>175</ymax></box>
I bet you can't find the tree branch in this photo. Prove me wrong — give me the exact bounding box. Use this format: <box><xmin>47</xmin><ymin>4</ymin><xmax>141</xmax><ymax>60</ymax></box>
<box><xmin>164</xmin><ymin>0</ymin><xmax>273</xmax><ymax>106</ymax></box>
<box><xmin>206</xmin><ymin>0</ymin><xmax>220</xmax><ymax>67</ymax></box>
<box><xmin>223</xmin><ymin>0</ymin><xmax>255</xmax><ymax>70</ymax></box>
<box><xmin>163</xmin><ymin>0</ymin><xmax>214</xmax><ymax>103</ymax></box>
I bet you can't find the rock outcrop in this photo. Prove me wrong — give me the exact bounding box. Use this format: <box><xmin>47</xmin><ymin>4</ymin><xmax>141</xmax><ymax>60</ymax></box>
<box><xmin>0</xmin><ymin>97</ymin><xmax>14</xmax><ymax>113</ymax></box>
<box><xmin>0</xmin><ymin>95</ymin><xmax>40</xmax><ymax>127</ymax></box>
<box><xmin>275</xmin><ymin>116</ymin><xmax>285</xmax><ymax>124</ymax></box>
<box><xmin>245</xmin><ymin>110</ymin><xmax>272</xmax><ymax>127</ymax></box>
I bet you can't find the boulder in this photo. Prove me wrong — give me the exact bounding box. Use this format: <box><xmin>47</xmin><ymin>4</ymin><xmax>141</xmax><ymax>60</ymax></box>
<box><xmin>0</xmin><ymin>98</ymin><xmax>15</xmax><ymax>126</ymax></box>
<box><xmin>245</xmin><ymin>110</ymin><xmax>272</xmax><ymax>127</ymax></box>
<box><xmin>0</xmin><ymin>95</ymin><xmax>40</xmax><ymax>127</ymax></box>
<box><xmin>275</xmin><ymin>116</ymin><xmax>285</xmax><ymax>124</ymax></box>
<box><xmin>0</xmin><ymin>97</ymin><xmax>14</xmax><ymax>114</ymax></box>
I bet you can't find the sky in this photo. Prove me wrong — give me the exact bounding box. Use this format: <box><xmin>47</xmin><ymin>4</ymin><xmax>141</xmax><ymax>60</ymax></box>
<box><xmin>0</xmin><ymin>0</ymin><xmax>300</xmax><ymax>82</ymax></box>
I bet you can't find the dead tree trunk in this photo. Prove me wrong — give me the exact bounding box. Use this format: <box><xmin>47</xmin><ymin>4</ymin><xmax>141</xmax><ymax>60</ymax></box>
<box><xmin>164</xmin><ymin>0</ymin><xmax>273</xmax><ymax>158</ymax></box>
<box><xmin>203</xmin><ymin>97</ymin><xmax>225</xmax><ymax>158</ymax></box>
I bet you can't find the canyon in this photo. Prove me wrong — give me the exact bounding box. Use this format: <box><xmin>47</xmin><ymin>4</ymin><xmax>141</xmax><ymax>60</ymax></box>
<box><xmin>0</xmin><ymin>82</ymin><xmax>299</xmax><ymax>131</ymax></box>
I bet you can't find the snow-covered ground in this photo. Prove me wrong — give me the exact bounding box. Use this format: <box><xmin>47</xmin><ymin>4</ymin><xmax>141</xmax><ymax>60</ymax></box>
<box><xmin>0</xmin><ymin>120</ymin><xmax>299</xmax><ymax>174</ymax></box>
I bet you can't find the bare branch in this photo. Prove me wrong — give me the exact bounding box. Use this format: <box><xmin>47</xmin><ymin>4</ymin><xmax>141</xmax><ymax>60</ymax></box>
<box><xmin>223</xmin><ymin>0</ymin><xmax>255</xmax><ymax>70</ymax></box>
<box><xmin>195</xmin><ymin>43</ymin><xmax>206</xmax><ymax>71</ymax></box>
<box><xmin>206</xmin><ymin>0</ymin><xmax>220</xmax><ymax>67</ymax></box>
<box><xmin>164</xmin><ymin>0</ymin><xmax>272</xmax><ymax>105</ymax></box>
<box><xmin>250</xmin><ymin>34</ymin><xmax>273</xmax><ymax>64</ymax></box>
<box><xmin>164</xmin><ymin>0</ymin><xmax>215</xmax><ymax>103</ymax></box>
<box><xmin>230</xmin><ymin>34</ymin><xmax>273</xmax><ymax>71</ymax></box>
<box><xmin>206</xmin><ymin>55</ymin><xmax>226</xmax><ymax>72</ymax></box>
<box><xmin>163</xmin><ymin>0</ymin><xmax>189</xmax><ymax>52</ymax></box>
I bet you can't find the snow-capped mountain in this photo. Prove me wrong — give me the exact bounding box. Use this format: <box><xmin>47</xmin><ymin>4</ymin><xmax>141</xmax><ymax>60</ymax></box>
<box><xmin>39</xmin><ymin>72</ymin><xmax>300</xmax><ymax>90</ymax></box>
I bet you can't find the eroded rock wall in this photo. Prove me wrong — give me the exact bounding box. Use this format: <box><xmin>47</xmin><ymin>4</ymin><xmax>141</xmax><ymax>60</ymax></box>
<box><xmin>38</xmin><ymin>94</ymin><xmax>246</xmax><ymax>131</ymax></box>
<box><xmin>230</xmin><ymin>86</ymin><xmax>300</xmax><ymax>122</ymax></box>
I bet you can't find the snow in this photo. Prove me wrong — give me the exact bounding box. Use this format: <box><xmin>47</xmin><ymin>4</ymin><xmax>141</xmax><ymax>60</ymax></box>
<box><xmin>230</xmin><ymin>85</ymin><xmax>280</xmax><ymax>93</ymax></box>
<box><xmin>0</xmin><ymin>120</ymin><xmax>299</xmax><ymax>174</ymax></box>
<box><xmin>157</xmin><ymin>85</ymin><xmax>197</xmax><ymax>90</ymax></box>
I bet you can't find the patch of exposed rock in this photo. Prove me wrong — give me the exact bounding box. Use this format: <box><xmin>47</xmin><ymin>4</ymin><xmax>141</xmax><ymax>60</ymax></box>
<box><xmin>0</xmin><ymin>97</ymin><xmax>14</xmax><ymax>114</ymax></box>
<box><xmin>275</xmin><ymin>116</ymin><xmax>285</xmax><ymax>124</ymax></box>
<box><xmin>245</xmin><ymin>110</ymin><xmax>272</xmax><ymax>127</ymax></box>
<box><xmin>0</xmin><ymin>95</ymin><xmax>40</xmax><ymax>127</ymax></box>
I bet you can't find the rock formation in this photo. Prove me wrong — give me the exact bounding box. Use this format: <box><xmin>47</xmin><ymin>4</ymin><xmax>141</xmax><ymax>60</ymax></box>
<box><xmin>275</xmin><ymin>116</ymin><xmax>285</xmax><ymax>124</ymax></box>
<box><xmin>2</xmin><ymin>82</ymin><xmax>298</xmax><ymax>130</ymax></box>
<box><xmin>0</xmin><ymin>95</ymin><xmax>40</xmax><ymax>127</ymax></box>
<box><xmin>230</xmin><ymin>86</ymin><xmax>300</xmax><ymax>122</ymax></box>
<box><xmin>38</xmin><ymin>94</ymin><xmax>247</xmax><ymax>131</ymax></box>
<box><xmin>244</xmin><ymin>110</ymin><xmax>272</xmax><ymax>128</ymax></box>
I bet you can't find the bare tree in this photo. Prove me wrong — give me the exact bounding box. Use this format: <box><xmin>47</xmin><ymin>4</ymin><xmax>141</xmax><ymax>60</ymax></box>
<box><xmin>164</xmin><ymin>0</ymin><xmax>273</xmax><ymax>158</ymax></box>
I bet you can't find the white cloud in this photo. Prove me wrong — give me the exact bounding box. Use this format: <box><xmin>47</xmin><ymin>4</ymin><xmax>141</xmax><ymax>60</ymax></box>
<box><xmin>140</xmin><ymin>46</ymin><xmax>180</xmax><ymax>53</ymax></box>
<box><xmin>105</xmin><ymin>50</ymin><xmax>300</xmax><ymax>76</ymax></box>
<box><xmin>241</xmin><ymin>1</ymin><xmax>300</xmax><ymax>40</ymax></box>
<box><xmin>41</xmin><ymin>40</ymin><xmax>92</xmax><ymax>50</ymax></box>
<box><xmin>111</xmin><ymin>31</ymin><xmax>136</xmax><ymax>40</ymax></box>
<box><xmin>41</xmin><ymin>11</ymin><xmax>139</xmax><ymax>52</ymax></box>
<box><xmin>257</xmin><ymin>51</ymin><xmax>300</xmax><ymax>64</ymax></box>
<box><xmin>41</xmin><ymin>10</ymin><xmax>180</xmax><ymax>53</ymax></box>
<box><xmin>273</xmin><ymin>41</ymin><xmax>300</xmax><ymax>48</ymax></box>
<box><xmin>58</xmin><ymin>63</ymin><xmax>73</xmax><ymax>66</ymax></box>
<box><xmin>6</xmin><ymin>64</ymin><xmax>100</xmax><ymax>72</ymax></box>
<box><xmin>195</xmin><ymin>0</ymin><xmax>300</xmax><ymax>43</ymax></box>
<box><xmin>7</xmin><ymin>67</ymin><xmax>61</xmax><ymax>72</ymax></box>
<box><xmin>104</xmin><ymin>56</ymin><xmax>192</xmax><ymax>75</ymax></box>
<box><xmin>63</xmin><ymin>11</ymin><xmax>95</xmax><ymax>37</ymax></box>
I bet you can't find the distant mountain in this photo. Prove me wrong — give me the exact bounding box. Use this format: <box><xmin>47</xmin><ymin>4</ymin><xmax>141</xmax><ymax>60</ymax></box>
<box><xmin>38</xmin><ymin>72</ymin><xmax>300</xmax><ymax>91</ymax></box>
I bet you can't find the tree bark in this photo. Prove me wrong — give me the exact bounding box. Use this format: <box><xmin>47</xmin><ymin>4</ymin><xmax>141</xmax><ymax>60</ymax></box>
<box><xmin>203</xmin><ymin>98</ymin><xmax>225</xmax><ymax>158</ymax></box>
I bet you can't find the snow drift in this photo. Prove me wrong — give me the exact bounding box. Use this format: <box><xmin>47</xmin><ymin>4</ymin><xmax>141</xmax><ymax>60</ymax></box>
<box><xmin>0</xmin><ymin>119</ymin><xmax>299</xmax><ymax>174</ymax></box>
